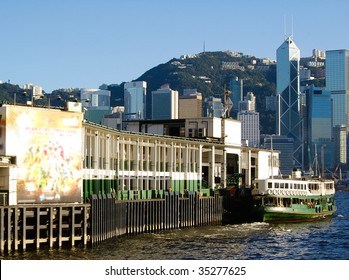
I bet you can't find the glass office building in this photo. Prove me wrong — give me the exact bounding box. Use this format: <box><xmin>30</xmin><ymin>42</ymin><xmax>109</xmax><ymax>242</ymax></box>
<box><xmin>151</xmin><ymin>84</ymin><xmax>178</xmax><ymax>120</ymax></box>
<box><xmin>124</xmin><ymin>81</ymin><xmax>147</xmax><ymax>120</ymax></box>
<box><xmin>80</xmin><ymin>88</ymin><xmax>112</xmax><ymax>124</ymax></box>
<box><xmin>303</xmin><ymin>85</ymin><xmax>333</xmax><ymax>170</ymax></box>
<box><xmin>229</xmin><ymin>77</ymin><xmax>243</xmax><ymax>118</ymax></box>
<box><xmin>326</xmin><ymin>49</ymin><xmax>349</xmax><ymax>166</ymax></box>
<box><xmin>326</xmin><ymin>50</ymin><xmax>349</xmax><ymax>93</ymax></box>
<box><xmin>264</xmin><ymin>135</ymin><xmax>294</xmax><ymax>176</ymax></box>
<box><xmin>203</xmin><ymin>97</ymin><xmax>224</xmax><ymax>118</ymax></box>
<box><xmin>80</xmin><ymin>88</ymin><xmax>111</xmax><ymax>109</ymax></box>
<box><xmin>276</xmin><ymin>36</ymin><xmax>303</xmax><ymax>170</ymax></box>
<box><xmin>326</xmin><ymin>50</ymin><xmax>349</xmax><ymax>127</ymax></box>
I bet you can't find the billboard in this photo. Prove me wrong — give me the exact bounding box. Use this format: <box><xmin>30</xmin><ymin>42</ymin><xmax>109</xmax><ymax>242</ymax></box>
<box><xmin>6</xmin><ymin>107</ymin><xmax>83</xmax><ymax>204</ymax></box>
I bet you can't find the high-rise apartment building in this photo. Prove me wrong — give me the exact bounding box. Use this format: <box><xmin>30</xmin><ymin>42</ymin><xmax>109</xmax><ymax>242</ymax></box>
<box><xmin>237</xmin><ymin>92</ymin><xmax>259</xmax><ymax>148</ymax></box>
<box><xmin>238</xmin><ymin>111</ymin><xmax>260</xmax><ymax>147</ymax></box>
<box><xmin>333</xmin><ymin>125</ymin><xmax>347</xmax><ymax>166</ymax></box>
<box><xmin>23</xmin><ymin>83</ymin><xmax>44</xmax><ymax>100</ymax></box>
<box><xmin>179</xmin><ymin>89</ymin><xmax>202</xmax><ymax>118</ymax></box>
<box><xmin>124</xmin><ymin>81</ymin><xmax>147</xmax><ymax>120</ymax></box>
<box><xmin>151</xmin><ymin>84</ymin><xmax>178</xmax><ymax>120</ymax></box>
<box><xmin>276</xmin><ymin>36</ymin><xmax>303</xmax><ymax>170</ymax></box>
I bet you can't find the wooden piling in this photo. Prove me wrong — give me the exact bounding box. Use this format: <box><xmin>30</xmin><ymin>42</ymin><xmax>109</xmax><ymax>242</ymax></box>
<box><xmin>0</xmin><ymin>192</ymin><xmax>223</xmax><ymax>253</ymax></box>
<box><xmin>0</xmin><ymin>204</ymin><xmax>89</xmax><ymax>253</ymax></box>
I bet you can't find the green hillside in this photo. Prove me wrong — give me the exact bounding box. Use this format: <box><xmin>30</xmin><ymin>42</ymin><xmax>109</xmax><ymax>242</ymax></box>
<box><xmin>134</xmin><ymin>51</ymin><xmax>277</xmax><ymax>134</ymax></box>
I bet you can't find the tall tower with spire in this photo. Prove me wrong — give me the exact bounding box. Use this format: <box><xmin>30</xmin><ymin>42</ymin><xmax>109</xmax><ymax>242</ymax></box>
<box><xmin>276</xmin><ymin>35</ymin><xmax>303</xmax><ymax>170</ymax></box>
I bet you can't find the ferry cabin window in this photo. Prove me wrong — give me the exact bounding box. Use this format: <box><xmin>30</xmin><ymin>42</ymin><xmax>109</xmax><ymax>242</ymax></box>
<box><xmin>268</xmin><ymin>182</ymin><xmax>272</xmax><ymax>189</ymax></box>
<box><xmin>275</xmin><ymin>183</ymin><xmax>279</xmax><ymax>188</ymax></box>
<box><xmin>326</xmin><ymin>183</ymin><xmax>333</xmax><ymax>190</ymax></box>
<box><xmin>309</xmin><ymin>184</ymin><xmax>319</xmax><ymax>191</ymax></box>
<box><xmin>280</xmin><ymin>183</ymin><xmax>284</xmax><ymax>189</ymax></box>
<box><xmin>285</xmin><ymin>183</ymin><xmax>289</xmax><ymax>189</ymax></box>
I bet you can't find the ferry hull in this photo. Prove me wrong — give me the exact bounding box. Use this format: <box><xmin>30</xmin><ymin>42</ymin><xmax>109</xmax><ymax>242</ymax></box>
<box><xmin>261</xmin><ymin>210</ymin><xmax>335</xmax><ymax>223</ymax></box>
<box><xmin>254</xmin><ymin>206</ymin><xmax>337</xmax><ymax>223</ymax></box>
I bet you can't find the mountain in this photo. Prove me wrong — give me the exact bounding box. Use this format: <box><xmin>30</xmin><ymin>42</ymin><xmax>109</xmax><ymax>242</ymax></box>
<box><xmin>130</xmin><ymin>51</ymin><xmax>278</xmax><ymax>134</ymax></box>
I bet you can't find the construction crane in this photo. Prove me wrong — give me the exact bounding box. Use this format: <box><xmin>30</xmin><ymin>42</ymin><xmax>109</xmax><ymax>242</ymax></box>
<box><xmin>223</xmin><ymin>82</ymin><xmax>233</xmax><ymax>119</ymax></box>
<box><xmin>221</xmin><ymin>82</ymin><xmax>232</xmax><ymax>189</ymax></box>
<box><xmin>221</xmin><ymin>82</ymin><xmax>232</xmax><ymax>142</ymax></box>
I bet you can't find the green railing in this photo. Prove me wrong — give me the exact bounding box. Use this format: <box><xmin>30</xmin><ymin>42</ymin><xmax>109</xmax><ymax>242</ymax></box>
<box><xmin>83</xmin><ymin>178</ymin><xmax>211</xmax><ymax>202</ymax></box>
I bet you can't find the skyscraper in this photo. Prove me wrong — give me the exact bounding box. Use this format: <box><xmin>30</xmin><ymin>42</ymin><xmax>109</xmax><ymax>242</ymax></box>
<box><xmin>178</xmin><ymin>89</ymin><xmax>202</xmax><ymax>118</ymax></box>
<box><xmin>326</xmin><ymin>50</ymin><xmax>349</xmax><ymax>128</ymax></box>
<box><xmin>333</xmin><ymin>125</ymin><xmax>347</xmax><ymax>166</ymax></box>
<box><xmin>238</xmin><ymin>111</ymin><xmax>260</xmax><ymax>147</ymax></box>
<box><xmin>276</xmin><ymin>36</ymin><xmax>303</xmax><ymax>170</ymax></box>
<box><xmin>238</xmin><ymin>92</ymin><xmax>260</xmax><ymax>148</ymax></box>
<box><xmin>80</xmin><ymin>88</ymin><xmax>111</xmax><ymax>109</ymax></box>
<box><xmin>80</xmin><ymin>88</ymin><xmax>111</xmax><ymax>124</ymax></box>
<box><xmin>264</xmin><ymin>135</ymin><xmax>294</xmax><ymax>176</ymax></box>
<box><xmin>203</xmin><ymin>97</ymin><xmax>224</xmax><ymax>118</ymax></box>
<box><xmin>303</xmin><ymin>85</ymin><xmax>333</xmax><ymax>170</ymax></box>
<box><xmin>238</xmin><ymin>92</ymin><xmax>256</xmax><ymax>112</ymax></box>
<box><xmin>326</xmin><ymin>49</ymin><xmax>349</xmax><ymax>166</ymax></box>
<box><xmin>124</xmin><ymin>81</ymin><xmax>147</xmax><ymax>120</ymax></box>
<box><xmin>229</xmin><ymin>77</ymin><xmax>243</xmax><ymax>118</ymax></box>
<box><xmin>151</xmin><ymin>84</ymin><xmax>178</xmax><ymax>120</ymax></box>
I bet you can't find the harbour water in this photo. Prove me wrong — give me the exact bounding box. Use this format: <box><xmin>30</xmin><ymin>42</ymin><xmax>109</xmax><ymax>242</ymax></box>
<box><xmin>2</xmin><ymin>191</ymin><xmax>349</xmax><ymax>260</ymax></box>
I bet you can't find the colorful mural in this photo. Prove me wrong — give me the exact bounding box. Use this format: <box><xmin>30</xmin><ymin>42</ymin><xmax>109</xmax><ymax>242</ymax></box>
<box><xmin>6</xmin><ymin>107</ymin><xmax>82</xmax><ymax>203</ymax></box>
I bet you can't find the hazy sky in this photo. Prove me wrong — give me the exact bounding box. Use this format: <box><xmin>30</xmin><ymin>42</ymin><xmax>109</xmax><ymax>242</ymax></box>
<box><xmin>1</xmin><ymin>0</ymin><xmax>348</xmax><ymax>92</ymax></box>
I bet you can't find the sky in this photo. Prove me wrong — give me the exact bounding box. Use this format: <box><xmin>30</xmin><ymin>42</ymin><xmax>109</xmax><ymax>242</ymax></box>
<box><xmin>1</xmin><ymin>0</ymin><xmax>348</xmax><ymax>93</ymax></box>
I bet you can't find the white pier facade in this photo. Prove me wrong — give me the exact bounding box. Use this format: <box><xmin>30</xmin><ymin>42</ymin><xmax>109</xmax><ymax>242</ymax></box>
<box><xmin>0</xmin><ymin>104</ymin><xmax>278</xmax><ymax>205</ymax></box>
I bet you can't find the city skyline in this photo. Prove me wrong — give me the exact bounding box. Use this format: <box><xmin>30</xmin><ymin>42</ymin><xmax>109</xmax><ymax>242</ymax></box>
<box><xmin>1</xmin><ymin>0</ymin><xmax>348</xmax><ymax>92</ymax></box>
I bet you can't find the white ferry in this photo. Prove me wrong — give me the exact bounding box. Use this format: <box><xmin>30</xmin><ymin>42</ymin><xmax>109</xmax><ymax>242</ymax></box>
<box><xmin>251</xmin><ymin>170</ymin><xmax>336</xmax><ymax>222</ymax></box>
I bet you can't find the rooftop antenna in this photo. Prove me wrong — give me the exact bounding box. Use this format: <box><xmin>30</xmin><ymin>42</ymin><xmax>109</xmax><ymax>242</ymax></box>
<box><xmin>203</xmin><ymin>41</ymin><xmax>206</xmax><ymax>53</ymax></box>
<box><xmin>284</xmin><ymin>15</ymin><xmax>287</xmax><ymax>40</ymax></box>
<box><xmin>291</xmin><ymin>15</ymin><xmax>294</xmax><ymax>39</ymax></box>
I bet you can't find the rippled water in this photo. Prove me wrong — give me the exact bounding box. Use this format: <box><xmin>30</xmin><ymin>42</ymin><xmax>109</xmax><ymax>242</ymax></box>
<box><xmin>2</xmin><ymin>191</ymin><xmax>349</xmax><ymax>260</ymax></box>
